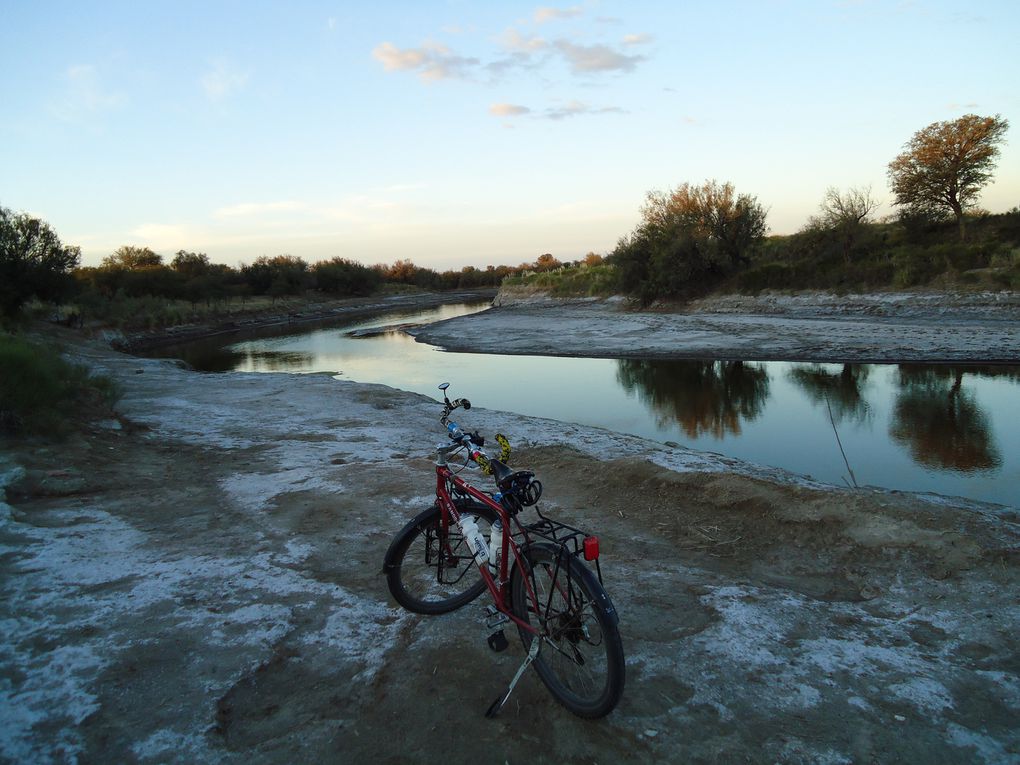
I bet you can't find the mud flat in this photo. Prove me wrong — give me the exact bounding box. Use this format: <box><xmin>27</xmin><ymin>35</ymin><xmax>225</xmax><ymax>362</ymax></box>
<box><xmin>115</xmin><ymin>289</ymin><xmax>496</xmax><ymax>353</ymax></box>
<box><xmin>1</xmin><ymin>323</ymin><xmax>1018</xmax><ymax>764</ymax></box>
<box><xmin>410</xmin><ymin>290</ymin><xmax>1020</xmax><ymax>363</ymax></box>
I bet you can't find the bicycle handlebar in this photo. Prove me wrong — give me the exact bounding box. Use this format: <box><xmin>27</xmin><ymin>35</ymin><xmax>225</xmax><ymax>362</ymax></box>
<box><xmin>445</xmin><ymin>420</ymin><xmax>490</xmax><ymax>470</ymax></box>
<box><xmin>435</xmin><ymin>382</ymin><xmax>542</xmax><ymax>506</ymax></box>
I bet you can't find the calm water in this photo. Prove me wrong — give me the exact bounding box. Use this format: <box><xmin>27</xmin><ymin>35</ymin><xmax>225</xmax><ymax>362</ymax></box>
<box><xmin>158</xmin><ymin>303</ymin><xmax>1020</xmax><ymax>508</ymax></box>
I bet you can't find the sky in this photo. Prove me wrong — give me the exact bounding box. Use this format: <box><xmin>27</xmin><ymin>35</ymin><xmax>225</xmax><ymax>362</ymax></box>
<box><xmin>2</xmin><ymin>1</ymin><xmax>1019</xmax><ymax>270</ymax></box>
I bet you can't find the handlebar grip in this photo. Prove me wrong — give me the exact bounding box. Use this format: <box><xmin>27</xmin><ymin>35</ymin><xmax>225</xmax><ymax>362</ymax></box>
<box><xmin>470</xmin><ymin>448</ymin><xmax>491</xmax><ymax>475</ymax></box>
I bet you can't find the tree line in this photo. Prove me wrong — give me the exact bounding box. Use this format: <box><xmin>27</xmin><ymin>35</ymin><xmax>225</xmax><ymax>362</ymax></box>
<box><xmin>73</xmin><ymin>249</ymin><xmax>519</xmax><ymax>305</ymax></box>
<box><xmin>2</xmin><ymin>113</ymin><xmax>1012</xmax><ymax>320</ymax></box>
<box><xmin>0</xmin><ymin>230</ymin><xmax>577</xmax><ymax>321</ymax></box>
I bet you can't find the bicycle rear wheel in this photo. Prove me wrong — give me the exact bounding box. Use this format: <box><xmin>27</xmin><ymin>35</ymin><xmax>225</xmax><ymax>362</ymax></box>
<box><xmin>384</xmin><ymin>500</ymin><xmax>498</xmax><ymax>615</ymax></box>
<box><xmin>510</xmin><ymin>543</ymin><xmax>625</xmax><ymax>718</ymax></box>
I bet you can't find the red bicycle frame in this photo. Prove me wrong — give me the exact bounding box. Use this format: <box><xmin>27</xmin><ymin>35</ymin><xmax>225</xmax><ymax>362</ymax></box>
<box><xmin>434</xmin><ymin>463</ymin><xmax>544</xmax><ymax>636</ymax></box>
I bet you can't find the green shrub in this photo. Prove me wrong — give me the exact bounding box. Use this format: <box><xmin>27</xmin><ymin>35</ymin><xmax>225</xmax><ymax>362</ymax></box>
<box><xmin>735</xmin><ymin>263</ymin><xmax>795</xmax><ymax>292</ymax></box>
<box><xmin>890</xmin><ymin>246</ymin><xmax>940</xmax><ymax>288</ymax></box>
<box><xmin>0</xmin><ymin>333</ymin><xmax>121</xmax><ymax>434</ymax></box>
<box><xmin>505</xmin><ymin>264</ymin><xmax>619</xmax><ymax>297</ymax></box>
<box><xmin>989</xmin><ymin>247</ymin><xmax>1019</xmax><ymax>269</ymax></box>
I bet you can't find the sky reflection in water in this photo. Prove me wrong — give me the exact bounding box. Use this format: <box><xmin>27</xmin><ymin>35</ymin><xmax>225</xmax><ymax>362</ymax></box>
<box><xmin>164</xmin><ymin>304</ymin><xmax>1020</xmax><ymax>508</ymax></box>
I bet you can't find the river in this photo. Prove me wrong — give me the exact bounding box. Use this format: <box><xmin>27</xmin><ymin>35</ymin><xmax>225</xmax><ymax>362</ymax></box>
<box><xmin>152</xmin><ymin>302</ymin><xmax>1020</xmax><ymax>508</ymax></box>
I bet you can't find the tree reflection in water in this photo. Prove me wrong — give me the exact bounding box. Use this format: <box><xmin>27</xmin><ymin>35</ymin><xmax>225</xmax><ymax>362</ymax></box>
<box><xmin>889</xmin><ymin>365</ymin><xmax>1004</xmax><ymax>473</ymax></box>
<box><xmin>239</xmin><ymin>350</ymin><xmax>316</xmax><ymax>372</ymax></box>
<box><xmin>616</xmin><ymin>359</ymin><xmax>770</xmax><ymax>438</ymax></box>
<box><xmin>788</xmin><ymin>363</ymin><xmax>872</xmax><ymax>424</ymax></box>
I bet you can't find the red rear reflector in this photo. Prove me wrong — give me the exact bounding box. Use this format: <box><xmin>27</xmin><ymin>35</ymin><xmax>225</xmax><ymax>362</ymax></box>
<box><xmin>583</xmin><ymin>536</ymin><xmax>600</xmax><ymax>561</ymax></box>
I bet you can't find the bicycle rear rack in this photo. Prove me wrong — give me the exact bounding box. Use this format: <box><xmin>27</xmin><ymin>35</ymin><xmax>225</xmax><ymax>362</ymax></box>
<box><xmin>513</xmin><ymin>504</ymin><xmax>604</xmax><ymax>584</ymax></box>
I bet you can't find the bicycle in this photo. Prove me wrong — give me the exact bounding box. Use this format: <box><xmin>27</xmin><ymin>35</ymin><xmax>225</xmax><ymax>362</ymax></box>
<box><xmin>382</xmin><ymin>383</ymin><xmax>625</xmax><ymax>718</ymax></box>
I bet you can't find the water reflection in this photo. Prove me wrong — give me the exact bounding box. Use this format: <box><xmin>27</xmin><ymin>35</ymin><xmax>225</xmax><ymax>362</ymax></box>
<box><xmin>890</xmin><ymin>365</ymin><xmax>1002</xmax><ymax>472</ymax></box>
<box><xmin>235</xmin><ymin>350</ymin><xmax>316</xmax><ymax>372</ymax></box>
<box><xmin>788</xmin><ymin>363</ymin><xmax>872</xmax><ymax>424</ymax></box>
<box><xmin>147</xmin><ymin>307</ymin><xmax>1020</xmax><ymax>507</ymax></box>
<box><xmin>616</xmin><ymin>359</ymin><xmax>770</xmax><ymax>437</ymax></box>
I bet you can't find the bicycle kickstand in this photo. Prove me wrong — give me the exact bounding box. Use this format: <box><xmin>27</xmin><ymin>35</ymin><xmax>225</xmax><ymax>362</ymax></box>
<box><xmin>485</xmin><ymin>637</ymin><xmax>541</xmax><ymax>718</ymax></box>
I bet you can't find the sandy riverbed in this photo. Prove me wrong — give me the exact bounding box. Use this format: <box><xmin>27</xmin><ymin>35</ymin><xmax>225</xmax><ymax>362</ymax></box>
<box><xmin>410</xmin><ymin>291</ymin><xmax>1020</xmax><ymax>362</ymax></box>
<box><xmin>2</xmin><ymin>296</ymin><xmax>1019</xmax><ymax>763</ymax></box>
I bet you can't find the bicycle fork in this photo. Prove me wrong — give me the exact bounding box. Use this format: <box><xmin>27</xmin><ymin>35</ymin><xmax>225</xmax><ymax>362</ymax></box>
<box><xmin>485</xmin><ymin>636</ymin><xmax>541</xmax><ymax>718</ymax></box>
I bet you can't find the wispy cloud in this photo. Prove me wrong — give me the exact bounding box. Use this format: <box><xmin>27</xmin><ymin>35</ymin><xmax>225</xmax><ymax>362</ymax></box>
<box><xmin>490</xmin><ymin>103</ymin><xmax>532</xmax><ymax>117</ymax></box>
<box><xmin>201</xmin><ymin>59</ymin><xmax>250</xmax><ymax>101</ymax></box>
<box><xmin>490</xmin><ymin>100</ymin><xmax>624</xmax><ymax>120</ymax></box>
<box><xmin>211</xmin><ymin>194</ymin><xmax>414</xmax><ymax>227</ymax></box>
<box><xmin>543</xmin><ymin>100</ymin><xmax>625</xmax><ymax>120</ymax></box>
<box><xmin>622</xmin><ymin>33</ymin><xmax>653</xmax><ymax>46</ymax></box>
<box><xmin>131</xmin><ymin>222</ymin><xmax>201</xmax><ymax>246</ymax></box>
<box><xmin>372</xmin><ymin>41</ymin><xmax>480</xmax><ymax>81</ymax></box>
<box><xmin>381</xmin><ymin>182</ymin><xmax>426</xmax><ymax>193</ymax></box>
<box><xmin>500</xmin><ymin>28</ymin><xmax>548</xmax><ymax>52</ymax></box>
<box><xmin>486</xmin><ymin>29</ymin><xmax>550</xmax><ymax>76</ymax></box>
<box><xmin>52</xmin><ymin>64</ymin><xmax>125</xmax><ymax>122</ymax></box>
<box><xmin>553</xmin><ymin>40</ymin><xmax>644</xmax><ymax>73</ymax></box>
<box><xmin>214</xmin><ymin>201</ymin><xmax>307</xmax><ymax>219</ymax></box>
<box><xmin>534</xmin><ymin>6</ymin><xmax>583</xmax><ymax>24</ymax></box>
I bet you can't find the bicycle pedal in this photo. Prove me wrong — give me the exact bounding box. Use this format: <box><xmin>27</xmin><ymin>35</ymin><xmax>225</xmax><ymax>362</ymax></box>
<box><xmin>487</xmin><ymin>630</ymin><xmax>509</xmax><ymax>653</ymax></box>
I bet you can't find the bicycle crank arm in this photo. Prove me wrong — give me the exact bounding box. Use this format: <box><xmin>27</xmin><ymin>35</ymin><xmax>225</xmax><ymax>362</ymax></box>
<box><xmin>484</xmin><ymin>637</ymin><xmax>541</xmax><ymax>718</ymax></box>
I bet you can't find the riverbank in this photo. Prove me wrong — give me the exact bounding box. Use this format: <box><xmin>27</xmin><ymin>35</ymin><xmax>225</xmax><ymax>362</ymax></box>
<box><xmin>412</xmin><ymin>289</ymin><xmax>1020</xmax><ymax>363</ymax></box>
<box><xmin>1</xmin><ymin>322</ymin><xmax>1018</xmax><ymax>763</ymax></box>
<box><xmin>109</xmin><ymin>289</ymin><xmax>496</xmax><ymax>354</ymax></box>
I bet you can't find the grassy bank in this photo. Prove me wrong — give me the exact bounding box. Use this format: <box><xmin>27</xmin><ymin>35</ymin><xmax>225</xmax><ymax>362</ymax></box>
<box><xmin>509</xmin><ymin>210</ymin><xmax>1020</xmax><ymax>300</ymax></box>
<box><xmin>501</xmin><ymin>264</ymin><xmax>618</xmax><ymax>297</ymax></box>
<box><xmin>0</xmin><ymin>332</ymin><xmax>121</xmax><ymax>434</ymax></box>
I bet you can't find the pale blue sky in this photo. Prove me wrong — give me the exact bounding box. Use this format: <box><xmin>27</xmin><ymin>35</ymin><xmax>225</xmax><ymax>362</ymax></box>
<box><xmin>2</xmin><ymin>1</ymin><xmax>1018</xmax><ymax>269</ymax></box>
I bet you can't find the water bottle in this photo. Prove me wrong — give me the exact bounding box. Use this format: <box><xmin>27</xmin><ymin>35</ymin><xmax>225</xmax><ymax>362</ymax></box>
<box><xmin>488</xmin><ymin>519</ymin><xmax>503</xmax><ymax>574</ymax></box>
<box><xmin>458</xmin><ymin>515</ymin><xmax>489</xmax><ymax>565</ymax></box>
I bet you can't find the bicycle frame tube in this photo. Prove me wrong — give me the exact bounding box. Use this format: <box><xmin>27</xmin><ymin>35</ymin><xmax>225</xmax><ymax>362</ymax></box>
<box><xmin>435</xmin><ymin>465</ymin><xmax>542</xmax><ymax>635</ymax></box>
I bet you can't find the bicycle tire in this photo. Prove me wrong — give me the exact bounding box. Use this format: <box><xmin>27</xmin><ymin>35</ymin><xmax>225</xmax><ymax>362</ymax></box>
<box><xmin>510</xmin><ymin>543</ymin><xmax>625</xmax><ymax>718</ymax></box>
<box><xmin>384</xmin><ymin>500</ymin><xmax>499</xmax><ymax>615</ymax></box>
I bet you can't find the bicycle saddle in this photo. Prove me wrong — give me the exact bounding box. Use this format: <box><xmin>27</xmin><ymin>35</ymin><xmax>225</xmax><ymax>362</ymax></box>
<box><xmin>489</xmin><ymin>458</ymin><xmax>514</xmax><ymax>485</ymax></box>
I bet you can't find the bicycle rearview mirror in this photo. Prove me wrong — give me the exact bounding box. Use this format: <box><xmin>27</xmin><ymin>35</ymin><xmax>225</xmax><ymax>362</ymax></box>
<box><xmin>438</xmin><ymin>382</ymin><xmax>450</xmax><ymax>391</ymax></box>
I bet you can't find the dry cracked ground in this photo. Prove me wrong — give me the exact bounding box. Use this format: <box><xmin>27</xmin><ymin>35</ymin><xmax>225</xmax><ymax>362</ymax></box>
<box><xmin>1</xmin><ymin>324</ymin><xmax>1019</xmax><ymax>764</ymax></box>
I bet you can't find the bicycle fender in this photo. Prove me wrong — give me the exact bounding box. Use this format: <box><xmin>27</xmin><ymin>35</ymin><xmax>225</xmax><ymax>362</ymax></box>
<box><xmin>518</xmin><ymin>542</ymin><xmax>620</xmax><ymax>626</ymax></box>
<box><xmin>381</xmin><ymin>505</ymin><xmax>440</xmax><ymax>574</ymax></box>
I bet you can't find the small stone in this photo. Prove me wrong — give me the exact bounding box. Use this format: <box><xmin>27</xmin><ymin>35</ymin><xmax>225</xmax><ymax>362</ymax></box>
<box><xmin>644</xmin><ymin>729</ymin><xmax>658</xmax><ymax>737</ymax></box>
<box><xmin>894</xmin><ymin>714</ymin><xmax>906</xmax><ymax>722</ymax></box>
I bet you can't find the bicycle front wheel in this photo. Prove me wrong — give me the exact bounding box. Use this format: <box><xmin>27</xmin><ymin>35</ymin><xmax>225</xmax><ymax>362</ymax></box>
<box><xmin>384</xmin><ymin>500</ymin><xmax>498</xmax><ymax>615</ymax></box>
<box><xmin>510</xmin><ymin>543</ymin><xmax>625</xmax><ymax>718</ymax></box>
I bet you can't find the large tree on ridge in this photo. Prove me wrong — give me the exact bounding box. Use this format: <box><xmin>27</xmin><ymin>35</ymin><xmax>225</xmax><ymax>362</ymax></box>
<box><xmin>887</xmin><ymin>114</ymin><xmax>1009</xmax><ymax>240</ymax></box>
